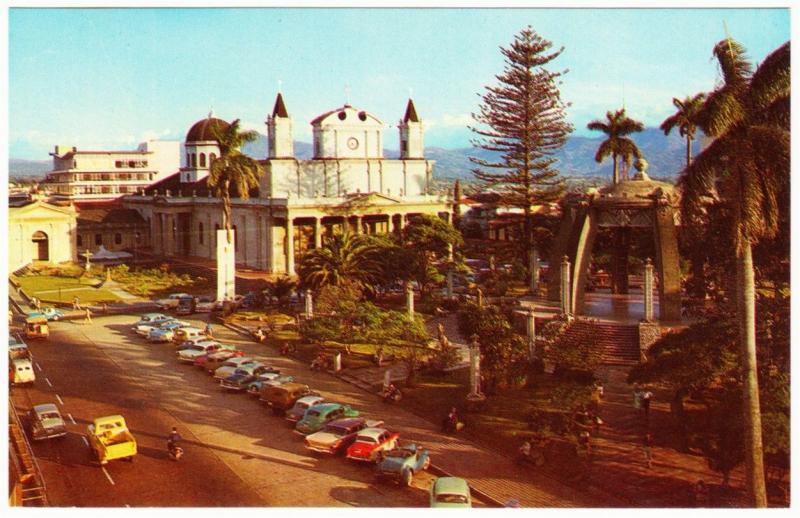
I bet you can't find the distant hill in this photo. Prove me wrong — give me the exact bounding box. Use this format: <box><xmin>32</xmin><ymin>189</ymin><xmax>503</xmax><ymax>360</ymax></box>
<box><xmin>9</xmin><ymin>158</ymin><xmax>51</xmax><ymax>179</ymax></box>
<box><xmin>12</xmin><ymin>127</ymin><xmax>701</xmax><ymax>183</ymax></box>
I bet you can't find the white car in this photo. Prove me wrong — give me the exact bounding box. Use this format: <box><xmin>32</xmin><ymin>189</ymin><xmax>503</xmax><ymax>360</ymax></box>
<box><xmin>194</xmin><ymin>296</ymin><xmax>217</xmax><ymax>313</ymax></box>
<box><xmin>133</xmin><ymin>314</ymin><xmax>176</xmax><ymax>336</ymax></box>
<box><xmin>155</xmin><ymin>293</ymin><xmax>192</xmax><ymax>310</ymax></box>
<box><xmin>147</xmin><ymin>321</ymin><xmax>191</xmax><ymax>342</ymax></box>
<box><xmin>177</xmin><ymin>342</ymin><xmax>229</xmax><ymax>363</ymax></box>
<box><xmin>213</xmin><ymin>357</ymin><xmax>259</xmax><ymax>380</ymax></box>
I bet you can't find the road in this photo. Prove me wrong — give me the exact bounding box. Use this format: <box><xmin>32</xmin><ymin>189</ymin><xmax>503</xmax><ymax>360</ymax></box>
<box><xmin>9</xmin><ymin>315</ymin><xmax>450</xmax><ymax>507</ymax></box>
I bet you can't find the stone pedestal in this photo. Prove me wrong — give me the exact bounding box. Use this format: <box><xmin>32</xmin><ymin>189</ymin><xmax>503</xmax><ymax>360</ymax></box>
<box><xmin>333</xmin><ymin>352</ymin><xmax>342</xmax><ymax>372</ymax></box>
<box><xmin>405</xmin><ymin>281</ymin><xmax>414</xmax><ymax>320</ymax></box>
<box><xmin>466</xmin><ymin>335</ymin><xmax>486</xmax><ymax>406</ymax></box>
<box><xmin>305</xmin><ymin>289</ymin><xmax>314</xmax><ymax>318</ymax></box>
<box><xmin>216</xmin><ymin>229</ymin><xmax>236</xmax><ymax>302</ymax></box>
<box><xmin>526</xmin><ymin>309</ymin><xmax>536</xmax><ymax>360</ymax></box>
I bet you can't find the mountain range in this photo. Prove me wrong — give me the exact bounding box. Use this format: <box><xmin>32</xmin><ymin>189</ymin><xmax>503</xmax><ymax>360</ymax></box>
<box><xmin>10</xmin><ymin>127</ymin><xmax>701</xmax><ymax>183</ymax></box>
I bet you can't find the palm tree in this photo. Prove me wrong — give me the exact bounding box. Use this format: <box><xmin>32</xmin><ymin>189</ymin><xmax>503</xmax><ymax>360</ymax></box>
<box><xmin>207</xmin><ymin>119</ymin><xmax>264</xmax><ymax>244</ymax></box>
<box><xmin>680</xmin><ymin>39</ymin><xmax>789</xmax><ymax>507</ymax></box>
<box><xmin>297</xmin><ymin>232</ymin><xmax>385</xmax><ymax>292</ymax></box>
<box><xmin>587</xmin><ymin>108</ymin><xmax>644</xmax><ymax>184</ymax></box>
<box><xmin>660</xmin><ymin>93</ymin><xmax>706</xmax><ymax>168</ymax></box>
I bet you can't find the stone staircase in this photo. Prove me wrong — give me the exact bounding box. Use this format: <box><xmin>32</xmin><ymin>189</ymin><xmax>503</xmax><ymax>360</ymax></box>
<box><xmin>558</xmin><ymin>320</ymin><xmax>641</xmax><ymax>366</ymax></box>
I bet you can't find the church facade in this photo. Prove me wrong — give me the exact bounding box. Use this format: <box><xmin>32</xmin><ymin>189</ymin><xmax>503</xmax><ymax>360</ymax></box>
<box><xmin>123</xmin><ymin>94</ymin><xmax>453</xmax><ymax>275</ymax></box>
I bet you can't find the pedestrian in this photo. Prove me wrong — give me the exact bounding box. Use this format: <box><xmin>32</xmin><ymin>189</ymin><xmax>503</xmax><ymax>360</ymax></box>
<box><xmin>643</xmin><ymin>433</ymin><xmax>653</xmax><ymax>469</ymax></box>
<box><xmin>35</xmin><ymin>297</ymin><xmax>42</xmax><ymax>311</ymax></box>
<box><xmin>205</xmin><ymin>322</ymin><xmax>213</xmax><ymax>338</ymax></box>
<box><xmin>73</xmin><ymin>296</ymin><xmax>81</xmax><ymax>310</ymax></box>
<box><xmin>633</xmin><ymin>384</ymin><xmax>642</xmax><ymax>410</ymax></box>
<box><xmin>642</xmin><ymin>389</ymin><xmax>653</xmax><ymax>422</ymax></box>
<box><xmin>30</xmin><ymin>296</ymin><xmax>38</xmax><ymax>310</ymax></box>
<box><xmin>84</xmin><ymin>307</ymin><xmax>92</xmax><ymax>324</ymax></box>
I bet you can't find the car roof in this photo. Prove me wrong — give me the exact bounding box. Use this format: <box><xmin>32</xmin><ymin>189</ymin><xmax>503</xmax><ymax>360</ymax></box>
<box><xmin>356</xmin><ymin>427</ymin><xmax>387</xmax><ymax>440</ymax></box>
<box><xmin>12</xmin><ymin>358</ymin><xmax>32</xmax><ymax>366</ymax></box>
<box><xmin>297</xmin><ymin>395</ymin><xmax>324</xmax><ymax>404</ymax></box>
<box><xmin>141</xmin><ymin>313</ymin><xmax>166</xmax><ymax>319</ymax></box>
<box><xmin>327</xmin><ymin>417</ymin><xmax>364</xmax><ymax>428</ymax></box>
<box><xmin>309</xmin><ymin>402</ymin><xmax>340</xmax><ymax>412</ymax></box>
<box><xmin>178</xmin><ymin>326</ymin><xmax>203</xmax><ymax>333</ymax></box>
<box><xmin>433</xmin><ymin>477</ymin><xmax>470</xmax><ymax>494</ymax></box>
<box><xmin>226</xmin><ymin>356</ymin><xmax>254</xmax><ymax>365</ymax></box>
<box><xmin>33</xmin><ymin>403</ymin><xmax>59</xmax><ymax>414</ymax></box>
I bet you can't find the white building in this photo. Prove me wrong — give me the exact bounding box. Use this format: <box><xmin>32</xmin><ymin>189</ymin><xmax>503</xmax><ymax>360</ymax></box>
<box><xmin>124</xmin><ymin>94</ymin><xmax>452</xmax><ymax>275</ymax></box>
<box><xmin>43</xmin><ymin>140</ymin><xmax>180</xmax><ymax>202</ymax></box>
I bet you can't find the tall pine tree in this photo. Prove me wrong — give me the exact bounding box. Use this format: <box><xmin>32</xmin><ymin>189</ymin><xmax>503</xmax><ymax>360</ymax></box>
<box><xmin>470</xmin><ymin>27</ymin><xmax>572</xmax><ymax>280</ymax></box>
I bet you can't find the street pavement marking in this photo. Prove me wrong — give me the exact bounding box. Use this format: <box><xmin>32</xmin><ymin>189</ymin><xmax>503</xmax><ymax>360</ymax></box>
<box><xmin>68</xmin><ymin>413</ymin><xmax>76</xmax><ymax>424</ymax></box>
<box><xmin>102</xmin><ymin>467</ymin><xmax>116</xmax><ymax>486</ymax></box>
<box><xmin>81</xmin><ymin>436</ymin><xmax>89</xmax><ymax>447</ymax></box>
<box><xmin>45</xmin><ymin>377</ymin><xmax>53</xmax><ymax>387</ymax></box>
<box><xmin>35</xmin><ymin>362</ymin><xmax>42</xmax><ymax>372</ymax></box>
<box><xmin>56</xmin><ymin>394</ymin><xmax>64</xmax><ymax>405</ymax></box>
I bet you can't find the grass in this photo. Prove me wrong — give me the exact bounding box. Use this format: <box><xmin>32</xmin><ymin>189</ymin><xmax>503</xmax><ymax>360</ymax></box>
<box><xmin>13</xmin><ymin>275</ymin><xmax>122</xmax><ymax>304</ymax></box>
<box><xmin>104</xmin><ymin>267</ymin><xmax>214</xmax><ymax>298</ymax></box>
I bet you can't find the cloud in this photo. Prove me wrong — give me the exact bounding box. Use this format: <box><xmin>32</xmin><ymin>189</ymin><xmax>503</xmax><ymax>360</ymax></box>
<box><xmin>426</xmin><ymin>113</ymin><xmax>473</xmax><ymax>129</ymax></box>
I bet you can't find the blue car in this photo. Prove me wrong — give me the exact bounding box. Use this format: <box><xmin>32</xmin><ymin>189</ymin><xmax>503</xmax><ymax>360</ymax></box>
<box><xmin>30</xmin><ymin>307</ymin><xmax>64</xmax><ymax>321</ymax></box>
<box><xmin>375</xmin><ymin>443</ymin><xmax>431</xmax><ymax>486</ymax></box>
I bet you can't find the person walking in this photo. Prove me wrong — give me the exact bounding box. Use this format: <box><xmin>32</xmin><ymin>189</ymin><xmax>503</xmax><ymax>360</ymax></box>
<box><xmin>84</xmin><ymin>307</ymin><xmax>92</xmax><ymax>324</ymax></box>
<box><xmin>642</xmin><ymin>389</ymin><xmax>653</xmax><ymax>423</ymax></box>
<box><xmin>73</xmin><ymin>296</ymin><xmax>81</xmax><ymax>310</ymax></box>
<box><xmin>643</xmin><ymin>433</ymin><xmax>653</xmax><ymax>469</ymax></box>
<box><xmin>205</xmin><ymin>322</ymin><xmax>213</xmax><ymax>338</ymax></box>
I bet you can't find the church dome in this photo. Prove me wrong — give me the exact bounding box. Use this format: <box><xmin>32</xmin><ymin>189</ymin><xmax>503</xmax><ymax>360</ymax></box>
<box><xmin>186</xmin><ymin>117</ymin><xmax>230</xmax><ymax>143</ymax></box>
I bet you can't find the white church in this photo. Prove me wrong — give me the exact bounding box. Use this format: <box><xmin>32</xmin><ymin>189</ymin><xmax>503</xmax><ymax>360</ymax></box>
<box><xmin>123</xmin><ymin>93</ymin><xmax>453</xmax><ymax>275</ymax></box>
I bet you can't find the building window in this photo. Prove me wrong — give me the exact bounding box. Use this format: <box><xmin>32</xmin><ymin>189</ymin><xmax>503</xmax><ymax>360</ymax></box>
<box><xmin>95</xmin><ymin>234</ymin><xmax>102</xmax><ymax>246</ymax></box>
<box><xmin>114</xmin><ymin>233</ymin><xmax>122</xmax><ymax>245</ymax></box>
<box><xmin>186</xmin><ymin>153</ymin><xmax>190</xmax><ymax>167</ymax></box>
<box><xmin>199</xmin><ymin>153</ymin><xmax>206</xmax><ymax>167</ymax></box>
<box><xmin>199</xmin><ymin>222</ymin><xmax>204</xmax><ymax>244</ymax></box>
<box><xmin>77</xmin><ymin>234</ymin><xmax>83</xmax><ymax>247</ymax></box>
<box><xmin>191</xmin><ymin>153</ymin><xmax>197</xmax><ymax>167</ymax></box>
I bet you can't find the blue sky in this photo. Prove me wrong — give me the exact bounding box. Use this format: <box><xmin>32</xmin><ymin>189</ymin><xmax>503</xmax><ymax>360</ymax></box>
<box><xmin>8</xmin><ymin>7</ymin><xmax>790</xmax><ymax>159</ymax></box>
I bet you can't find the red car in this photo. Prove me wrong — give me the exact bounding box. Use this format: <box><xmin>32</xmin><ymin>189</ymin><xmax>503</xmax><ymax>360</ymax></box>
<box><xmin>193</xmin><ymin>349</ymin><xmax>244</xmax><ymax>370</ymax></box>
<box><xmin>345</xmin><ymin>427</ymin><xmax>400</xmax><ymax>462</ymax></box>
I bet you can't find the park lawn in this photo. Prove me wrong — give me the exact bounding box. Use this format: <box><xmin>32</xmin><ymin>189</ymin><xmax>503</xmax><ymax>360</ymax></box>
<box><xmin>14</xmin><ymin>275</ymin><xmax>122</xmax><ymax>304</ymax></box>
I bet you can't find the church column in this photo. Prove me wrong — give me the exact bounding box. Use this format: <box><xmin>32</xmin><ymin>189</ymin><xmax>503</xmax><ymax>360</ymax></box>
<box><xmin>265</xmin><ymin>215</ymin><xmax>275</xmax><ymax>273</ymax></box>
<box><xmin>355</xmin><ymin>216</ymin><xmax>363</xmax><ymax>235</ymax></box>
<box><xmin>165</xmin><ymin>213</ymin><xmax>174</xmax><ymax>256</ymax></box>
<box><xmin>286</xmin><ymin>216</ymin><xmax>295</xmax><ymax>275</ymax></box>
<box><xmin>314</xmin><ymin>217</ymin><xmax>322</xmax><ymax>248</ymax></box>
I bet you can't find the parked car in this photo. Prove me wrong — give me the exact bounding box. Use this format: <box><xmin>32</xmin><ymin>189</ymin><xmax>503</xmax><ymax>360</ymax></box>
<box><xmin>346</xmin><ymin>427</ymin><xmax>400</xmax><ymax>462</ymax></box>
<box><xmin>133</xmin><ymin>314</ymin><xmax>175</xmax><ymax>336</ymax></box>
<box><xmin>177</xmin><ymin>341</ymin><xmax>230</xmax><ymax>363</ymax></box>
<box><xmin>304</xmin><ymin>417</ymin><xmax>384</xmax><ymax>455</ymax></box>
<box><xmin>295</xmin><ymin>403</ymin><xmax>359</xmax><ymax>435</ymax></box>
<box><xmin>220</xmin><ymin>364</ymin><xmax>280</xmax><ymax>391</ymax></box>
<box><xmin>261</xmin><ymin>383</ymin><xmax>316</xmax><ymax>415</ymax></box>
<box><xmin>213</xmin><ymin>357</ymin><xmax>260</xmax><ymax>380</ymax></box>
<box><xmin>430</xmin><ymin>477</ymin><xmax>472</xmax><ymax>508</ymax></box>
<box><xmin>132</xmin><ymin>313</ymin><xmax>173</xmax><ymax>328</ymax></box>
<box><xmin>245</xmin><ymin>373</ymin><xmax>294</xmax><ymax>396</ymax></box>
<box><xmin>175</xmin><ymin>295</ymin><xmax>196</xmax><ymax>315</ymax></box>
<box><xmin>10</xmin><ymin>358</ymin><xmax>35</xmax><ymax>385</ymax></box>
<box><xmin>285</xmin><ymin>395</ymin><xmax>326</xmax><ymax>423</ymax></box>
<box><xmin>194</xmin><ymin>348</ymin><xmax>244</xmax><ymax>370</ymax></box>
<box><xmin>173</xmin><ymin>326</ymin><xmax>207</xmax><ymax>344</ymax></box>
<box><xmin>176</xmin><ymin>336</ymin><xmax>216</xmax><ymax>351</ymax></box>
<box><xmin>194</xmin><ymin>296</ymin><xmax>217</xmax><ymax>313</ymax></box>
<box><xmin>30</xmin><ymin>307</ymin><xmax>65</xmax><ymax>321</ymax></box>
<box><xmin>375</xmin><ymin>443</ymin><xmax>431</xmax><ymax>486</ymax></box>
<box><xmin>147</xmin><ymin>321</ymin><xmax>191</xmax><ymax>343</ymax></box>
<box><xmin>155</xmin><ymin>293</ymin><xmax>191</xmax><ymax>311</ymax></box>
<box><xmin>200</xmin><ymin>349</ymin><xmax>245</xmax><ymax>373</ymax></box>
<box><xmin>29</xmin><ymin>403</ymin><xmax>68</xmax><ymax>441</ymax></box>
<box><xmin>24</xmin><ymin>315</ymin><xmax>49</xmax><ymax>339</ymax></box>
<box><xmin>9</xmin><ymin>341</ymin><xmax>32</xmax><ymax>362</ymax></box>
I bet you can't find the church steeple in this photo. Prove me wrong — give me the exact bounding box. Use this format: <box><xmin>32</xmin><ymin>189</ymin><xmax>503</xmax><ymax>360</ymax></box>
<box><xmin>399</xmin><ymin>98</ymin><xmax>424</xmax><ymax>159</ymax></box>
<box><xmin>267</xmin><ymin>92</ymin><xmax>293</xmax><ymax>158</ymax></box>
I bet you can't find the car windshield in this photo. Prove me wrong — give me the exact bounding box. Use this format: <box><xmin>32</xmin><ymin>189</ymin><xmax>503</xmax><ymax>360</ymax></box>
<box><xmin>188</xmin><ymin>345</ymin><xmax>205</xmax><ymax>352</ymax></box>
<box><xmin>306</xmin><ymin>410</ymin><xmax>320</xmax><ymax>417</ymax></box>
<box><xmin>436</xmin><ymin>494</ymin><xmax>469</xmax><ymax>504</ymax></box>
<box><xmin>323</xmin><ymin>425</ymin><xmax>349</xmax><ymax>435</ymax></box>
<box><xmin>40</xmin><ymin>412</ymin><xmax>61</xmax><ymax>420</ymax></box>
<box><xmin>356</xmin><ymin>436</ymin><xmax>378</xmax><ymax>444</ymax></box>
<box><xmin>386</xmin><ymin>449</ymin><xmax>412</xmax><ymax>459</ymax></box>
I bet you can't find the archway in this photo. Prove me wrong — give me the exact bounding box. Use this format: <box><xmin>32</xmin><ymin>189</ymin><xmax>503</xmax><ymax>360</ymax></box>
<box><xmin>32</xmin><ymin>231</ymin><xmax>49</xmax><ymax>261</ymax></box>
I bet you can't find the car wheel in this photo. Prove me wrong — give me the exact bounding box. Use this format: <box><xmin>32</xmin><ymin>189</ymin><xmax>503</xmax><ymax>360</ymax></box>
<box><xmin>127</xmin><ymin>456</ymin><xmax>134</xmax><ymax>463</ymax></box>
<box><xmin>53</xmin><ymin>316</ymin><xmax>60</xmax><ymax>321</ymax></box>
<box><xmin>401</xmin><ymin>469</ymin><xmax>413</xmax><ymax>487</ymax></box>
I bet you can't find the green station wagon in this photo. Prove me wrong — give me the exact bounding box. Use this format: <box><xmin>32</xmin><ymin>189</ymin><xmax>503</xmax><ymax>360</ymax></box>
<box><xmin>294</xmin><ymin>403</ymin><xmax>359</xmax><ymax>435</ymax></box>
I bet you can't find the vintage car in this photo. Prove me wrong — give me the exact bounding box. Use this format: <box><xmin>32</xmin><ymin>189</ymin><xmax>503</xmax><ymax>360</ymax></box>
<box><xmin>155</xmin><ymin>293</ymin><xmax>192</xmax><ymax>311</ymax></box>
<box><xmin>304</xmin><ymin>417</ymin><xmax>384</xmax><ymax>455</ymax></box>
<box><xmin>219</xmin><ymin>363</ymin><xmax>278</xmax><ymax>390</ymax></box>
<box><xmin>9</xmin><ymin>341</ymin><xmax>32</xmax><ymax>362</ymax></box>
<box><xmin>133</xmin><ymin>313</ymin><xmax>173</xmax><ymax>328</ymax></box>
<box><xmin>430</xmin><ymin>477</ymin><xmax>472</xmax><ymax>508</ymax></box>
<box><xmin>147</xmin><ymin>321</ymin><xmax>191</xmax><ymax>342</ymax></box>
<box><xmin>375</xmin><ymin>443</ymin><xmax>431</xmax><ymax>486</ymax></box>
<box><xmin>177</xmin><ymin>341</ymin><xmax>230</xmax><ymax>363</ymax></box>
<box><xmin>194</xmin><ymin>348</ymin><xmax>244</xmax><ymax>370</ymax></box>
<box><xmin>87</xmin><ymin>414</ymin><xmax>137</xmax><ymax>465</ymax></box>
<box><xmin>245</xmin><ymin>373</ymin><xmax>294</xmax><ymax>396</ymax></box>
<box><xmin>173</xmin><ymin>326</ymin><xmax>207</xmax><ymax>344</ymax></box>
<box><xmin>24</xmin><ymin>315</ymin><xmax>49</xmax><ymax>339</ymax></box>
<box><xmin>285</xmin><ymin>395</ymin><xmax>326</xmax><ymax>423</ymax></box>
<box><xmin>346</xmin><ymin>427</ymin><xmax>400</xmax><ymax>462</ymax></box>
<box><xmin>295</xmin><ymin>403</ymin><xmax>359</xmax><ymax>435</ymax></box>
<box><xmin>260</xmin><ymin>383</ymin><xmax>314</xmax><ymax>414</ymax></box>
<box><xmin>10</xmin><ymin>358</ymin><xmax>35</xmax><ymax>385</ymax></box>
<box><xmin>194</xmin><ymin>296</ymin><xmax>217</xmax><ymax>313</ymax></box>
<box><xmin>133</xmin><ymin>314</ymin><xmax>175</xmax><ymax>336</ymax></box>
<box><xmin>30</xmin><ymin>307</ymin><xmax>65</xmax><ymax>321</ymax></box>
<box><xmin>175</xmin><ymin>295</ymin><xmax>196</xmax><ymax>316</ymax></box>
<box><xmin>29</xmin><ymin>403</ymin><xmax>68</xmax><ymax>441</ymax></box>
<box><xmin>213</xmin><ymin>357</ymin><xmax>260</xmax><ymax>380</ymax></box>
